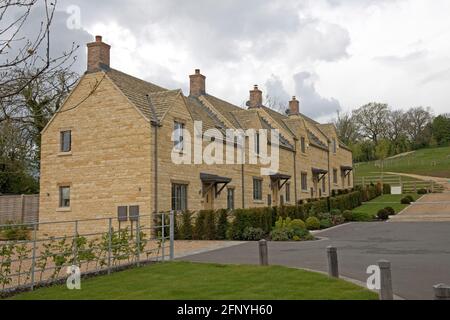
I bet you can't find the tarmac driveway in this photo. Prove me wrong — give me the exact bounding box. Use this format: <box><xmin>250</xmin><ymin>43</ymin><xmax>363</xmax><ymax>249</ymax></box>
<box><xmin>179</xmin><ymin>222</ymin><xmax>450</xmax><ymax>300</ymax></box>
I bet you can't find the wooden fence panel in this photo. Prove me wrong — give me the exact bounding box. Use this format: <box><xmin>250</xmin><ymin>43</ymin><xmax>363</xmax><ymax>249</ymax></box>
<box><xmin>0</xmin><ymin>194</ymin><xmax>39</xmax><ymax>224</ymax></box>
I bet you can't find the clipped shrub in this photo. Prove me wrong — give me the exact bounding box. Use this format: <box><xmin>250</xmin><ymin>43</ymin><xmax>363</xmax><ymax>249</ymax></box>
<box><xmin>178</xmin><ymin>211</ymin><xmax>193</xmax><ymax>240</ymax></box>
<box><xmin>270</xmin><ymin>217</ymin><xmax>313</xmax><ymax>241</ymax></box>
<box><xmin>343</xmin><ymin>210</ymin><xmax>353</xmax><ymax>222</ymax></box>
<box><xmin>377</xmin><ymin>209</ymin><xmax>390</xmax><ymax>220</ymax></box>
<box><xmin>320</xmin><ymin>218</ymin><xmax>332</xmax><ymax>229</ymax></box>
<box><xmin>305</xmin><ymin>217</ymin><xmax>320</xmax><ymax>230</ymax></box>
<box><xmin>242</xmin><ymin>227</ymin><xmax>265</xmax><ymax>241</ymax></box>
<box><xmin>229</xmin><ymin>207</ymin><xmax>273</xmax><ymax>240</ymax></box>
<box><xmin>383</xmin><ymin>184</ymin><xmax>391</xmax><ymax>195</ymax></box>
<box><xmin>406</xmin><ymin>195</ymin><xmax>414</xmax><ymax>202</ymax></box>
<box><xmin>401</xmin><ymin>197</ymin><xmax>411</xmax><ymax>204</ymax></box>
<box><xmin>351</xmin><ymin>211</ymin><xmax>375</xmax><ymax>222</ymax></box>
<box><xmin>384</xmin><ymin>207</ymin><xmax>396</xmax><ymax>216</ymax></box>
<box><xmin>216</xmin><ymin>209</ymin><xmax>228</xmax><ymax>240</ymax></box>
<box><xmin>330</xmin><ymin>209</ymin><xmax>341</xmax><ymax>216</ymax></box>
<box><xmin>290</xmin><ymin>219</ymin><xmax>306</xmax><ymax>230</ymax></box>
<box><xmin>417</xmin><ymin>189</ymin><xmax>428</xmax><ymax>195</ymax></box>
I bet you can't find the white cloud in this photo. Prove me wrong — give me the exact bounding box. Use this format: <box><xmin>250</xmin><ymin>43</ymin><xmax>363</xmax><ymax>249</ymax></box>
<box><xmin>9</xmin><ymin>0</ymin><xmax>449</xmax><ymax>120</ymax></box>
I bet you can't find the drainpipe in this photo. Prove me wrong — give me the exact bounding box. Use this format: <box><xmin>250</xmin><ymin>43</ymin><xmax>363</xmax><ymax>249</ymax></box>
<box><xmin>293</xmin><ymin>140</ymin><xmax>298</xmax><ymax>205</ymax></box>
<box><xmin>153</xmin><ymin>124</ymin><xmax>158</xmax><ymax>214</ymax></box>
<box><xmin>241</xmin><ymin>163</ymin><xmax>245</xmax><ymax>208</ymax></box>
<box><xmin>327</xmin><ymin>142</ymin><xmax>331</xmax><ymax>212</ymax></box>
<box><xmin>146</xmin><ymin>94</ymin><xmax>160</xmax><ymax>214</ymax></box>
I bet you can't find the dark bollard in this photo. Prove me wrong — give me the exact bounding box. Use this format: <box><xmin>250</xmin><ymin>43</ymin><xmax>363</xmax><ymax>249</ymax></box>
<box><xmin>327</xmin><ymin>246</ymin><xmax>339</xmax><ymax>278</ymax></box>
<box><xmin>259</xmin><ymin>239</ymin><xmax>269</xmax><ymax>266</ymax></box>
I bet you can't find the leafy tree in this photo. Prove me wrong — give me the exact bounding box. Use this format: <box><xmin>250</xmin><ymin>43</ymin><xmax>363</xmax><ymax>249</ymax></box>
<box><xmin>334</xmin><ymin>111</ymin><xmax>359</xmax><ymax>145</ymax></box>
<box><xmin>432</xmin><ymin>114</ymin><xmax>450</xmax><ymax>146</ymax></box>
<box><xmin>404</xmin><ymin>107</ymin><xmax>433</xmax><ymax>149</ymax></box>
<box><xmin>353</xmin><ymin>103</ymin><xmax>389</xmax><ymax>144</ymax></box>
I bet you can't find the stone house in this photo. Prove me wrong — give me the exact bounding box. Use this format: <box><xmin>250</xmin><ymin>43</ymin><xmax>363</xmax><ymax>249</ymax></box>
<box><xmin>39</xmin><ymin>36</ymin><xmax>353</xmax><ymax>233</ymax></box>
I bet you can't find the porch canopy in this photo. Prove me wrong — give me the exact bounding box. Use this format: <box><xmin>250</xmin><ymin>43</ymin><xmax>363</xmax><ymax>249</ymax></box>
<box><xmin>270</xmin><ymin>173</ymin><xmax>291</xmax><ymax>190</ymax></box>
<box><xmin>311</xmin><ymin>167</ymin><xmax>328</xmax><ymax>181</ymax></box>
<box><xmin>200</xmin><ymin>173</ymin><xmax>232</xmax><ymax>196</ymax></box>
<box><xmin>340</xmin><ymin>165</ymin><xmax>353</xmax><ymax>177</ymax></box>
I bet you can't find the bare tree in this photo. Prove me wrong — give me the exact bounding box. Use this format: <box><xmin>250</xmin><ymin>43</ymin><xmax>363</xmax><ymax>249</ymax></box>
<box><xmin>333</xmin><ymin>110</ymin><xmax>359</xmax><ymax>145</ymax></box>
<box><xmin>0</xmin><ymin>0</ymin><xmax>78</xmax><ymax>101</ymax></box>
<box><xmin>353</xmin><ymin>102</ymin><xmax>389</xmax><ymax>144</ymax></box>
<box><xmin>404</xmin><ymin>106</ymin><xmax>433</xmax><ymax>143</ymax></box>
<box><xmin>264</xmin><ymin>94</ymin><xmax>288</xmax><ymax>114</ymax></box>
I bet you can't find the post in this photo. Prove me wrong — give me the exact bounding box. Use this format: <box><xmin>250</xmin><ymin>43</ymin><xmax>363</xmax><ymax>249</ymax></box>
<box><xmin>327</xmin><ymin>246</ymin><xmax>339</xmax><ymax>278</ymax></box>
<box><xmin>258</xmin><ymin>239</ymin><xmax>269</xmax><ymax>266</ymax></box>
<box><xmin>107</xmin><ymin>218</ymin><xmax>112</xmax><ymax>275</ymax></box>
<box><xmin>378</xmin><ymin>260</ymin><xmax>394</xmax><ymax>300</ymax></box>
<box><xmin>433</xmin><ymin>284</ymin><xmax>450</xmax><ymax>300</ymax></box>
<box><xmin>431</xmin><ymin>181</ymin><xmax>434</xmax><ymax>193</ymax></box>
<box><xmin>136</xmin><ymin>216</ymin><xmax>141</xmax><ymax>267</ymax></box>
<box><xmin>169</xmin><ymin>210</ymin><xmax>175</xmax><ymax>260</ymax></box>
<box><xmin>30</xmin><ymin>223</ymin><xmax>37</xmax><ymax>290</ymax></box>
<box><xmin>161</xmin><ymin>213</ymin><xmax>165</xmax><ymax>262</ymax></box>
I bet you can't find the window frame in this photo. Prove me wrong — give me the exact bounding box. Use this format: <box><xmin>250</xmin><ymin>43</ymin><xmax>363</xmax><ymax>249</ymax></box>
<box><xmin>253</xmin><ymin>178</ymin><xmax>263</xmax><ymax>201</ymax></box>
<box><xmin>301</xmin><ymin>172</ymin><xmax>308</xmax><ymax>191</ymax></box>
<box><xmin>300</xmin><ymin>137</ymin><xmax>306</xmax><ymax>153</ymax></box>
<box><xmin>59</xmin><ymin>186</ymin><xmax>71</xmax><ymax>208</ymax></box>
<box><xmin>227</xmin><ymin>188</ymin><xmax>235</xmax><ymax>210</ymax></box>
<box><xmin>285</xmin><ymin>182</ymin><xmax>291</xmax><ymax>202</ymax></box>
<box><xmin>60</xmin><ymin>130</ymin><xmax>71</xmax><ymax>153</ymax></box>
<box><xmin>171</xmin><ymin>183</ymin><xmax>188</xmax><ymax>211</ymax></box>
<box><xmin>333</xmin><ymin>169</ymin><xmax>338</xmax><ymax>184</ymax></box>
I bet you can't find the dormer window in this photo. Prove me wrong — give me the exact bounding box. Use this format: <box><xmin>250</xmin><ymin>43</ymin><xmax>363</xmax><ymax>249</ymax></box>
<box><xmin>332</xmin><ymin>138</ymin><xmax>337</xmax><ymax>153</ymax></box>
<box><xmin>255</xmin><ymin>132</ymin><xmax>260</xmax><ymax>155</ymax></box>
<box><xmin>60</xmin><ymin>130</ymin><xmax>71</xmax><ymax>152</ymax></box>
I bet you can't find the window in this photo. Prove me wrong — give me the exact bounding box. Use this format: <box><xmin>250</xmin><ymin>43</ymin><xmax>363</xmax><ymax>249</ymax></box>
<box><xmin>322</xmin><ymin>178</ymin><xmax>326</xmax><ymax>193</ymax></box>
<box><xmin>300</xmin><ymin>137</ymin><xmax>306</xmax><ymax>153</ymax></box>
<box><xmin>172</xmin><ymin>183</ymin><xmax>187</xmax><ymax>211</ymax></box>
<box><xmin>253</xmin><ymin>178</ymin><xmax>262</xmax><ymax>200</ymax></box>
<box><xmin>255</xmin><ymin>132</ymin><xmax>260</xmax><ymax>155</ymax></box>
<box><xmin>333</xmin><ymin>169</ymin><xmax>338</xmax><ymax>184</ymax></box>
<box><xmin>332</xmin><ymin>138</ymin><xmax>337</xmax><ymax>153</ymax></box>
<box><xmin>267</xmin><ymin>194</ymin><xmax>272</xmax><ymax>206</ymax></box>
<box><xmin>174</xmin><ymin>122</ymin><xmax>184</xmax><ymax>151</ymax></box>
<box><xmin>285</xmin><ymin>183</ymin><xmax>291</xmax><ymax>202</ymax></box>
<box><xmin>348</xmin><ymin>173</ymin><xmax>351</xmax><ymax>186</ymax></box>
<box><xmin>60</xmin><ymin>130</ymin><xmax>71</xmax><ymax>152</ymax></box>
<box><xmin>301</xmin><ymin>173</ymin><xmax>308</xmax><ymax>191</ymax></box>
<box><xmin>227</xmin><ymin>188</ymin><xmax>235</xmax><ymax>210</ymax></box>
<box><xmin>59</xmin><ymin>186</ymin><xmax>70</xmax><ymax>208</ymax></box>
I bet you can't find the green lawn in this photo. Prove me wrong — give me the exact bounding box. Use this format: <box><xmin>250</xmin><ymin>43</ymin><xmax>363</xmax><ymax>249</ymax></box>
<box><xmin>354</xmin><ymin>194</ymin><xmax>420</xmax><ymax>216</ymax></box>
<box><xmin>354</xmin><ymin>146</ymin><xmax>450</xmax><ymax>178</ymax></box>
<box><xmin>9</xmin><ymin>261</ymin><xmax>377</xmax><ymax>300</ymax></box>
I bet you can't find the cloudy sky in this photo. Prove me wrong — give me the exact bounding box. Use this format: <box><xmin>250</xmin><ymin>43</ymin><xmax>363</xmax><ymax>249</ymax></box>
<box><xmin>10</xmin><ymin>0</ymin><xmax>450</xmax><ymax>121</ymax></box>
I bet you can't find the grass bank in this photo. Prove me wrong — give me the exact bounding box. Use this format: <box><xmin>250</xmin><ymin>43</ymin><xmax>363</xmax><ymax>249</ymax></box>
<box><xmin>10</xmin><ymin>261</ymin><xmax>377</xmax><ymax>300</ymax></box>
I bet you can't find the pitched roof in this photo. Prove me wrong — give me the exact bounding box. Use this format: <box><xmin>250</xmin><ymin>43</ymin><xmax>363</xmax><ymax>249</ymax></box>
<box><xmin>101</xmin><ymin>68</ymin><xmax>349</xmax><ymax>152</ymax></box>
<box><xmin>106</xmin><ymin>68</ymin><xmax>168</xmax><ymax>121</ymax></box>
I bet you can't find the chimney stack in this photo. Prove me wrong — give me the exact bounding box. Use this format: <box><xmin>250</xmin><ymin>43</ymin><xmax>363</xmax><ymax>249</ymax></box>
<box><xmin>87</xmin><ymin>35</ymin><xmax>111</xmax><ymax>72</ymax></box>
<box><xmin>289</xmin><ymin>96</ymin><xmax>300</xmax><ymax>115</ymax></box>
<box><xmin>189</xmin><ymin>69</ymin><xmax>206</xmax><ymax>97</ymax></box>
<box><xmin>248</xmin><ymin>85</ymin><xmax>262</xmax><ymax>108</ymax></box>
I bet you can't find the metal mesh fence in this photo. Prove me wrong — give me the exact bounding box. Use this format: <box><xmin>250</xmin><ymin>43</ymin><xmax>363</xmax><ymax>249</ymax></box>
<box><xmin>0</xmin><ymin>212</ymin><xmax>174</xmax><ymax>295</ymax></box>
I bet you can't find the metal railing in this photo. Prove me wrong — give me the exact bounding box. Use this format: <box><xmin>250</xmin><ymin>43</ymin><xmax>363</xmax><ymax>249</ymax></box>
<box><xmin>0</xmin><ymin>211</ymin><xmax>175</xmax><ymax>295</ymax></box>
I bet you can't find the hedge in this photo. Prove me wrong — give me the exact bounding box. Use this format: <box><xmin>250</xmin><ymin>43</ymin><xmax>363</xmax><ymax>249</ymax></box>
<box><xmin>172</xmin><ymin>187</ymin><xmax>380</xmax><ymax>241</ymax></box>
